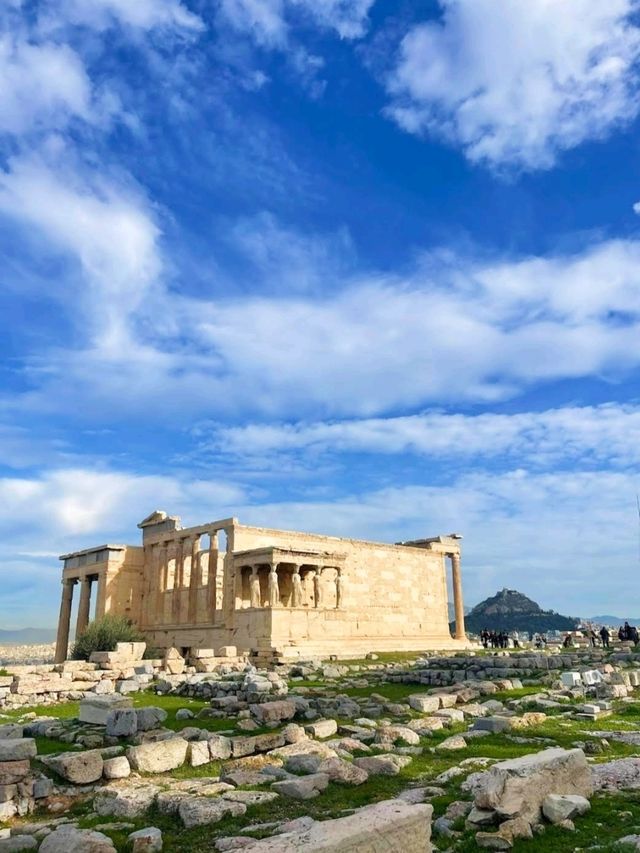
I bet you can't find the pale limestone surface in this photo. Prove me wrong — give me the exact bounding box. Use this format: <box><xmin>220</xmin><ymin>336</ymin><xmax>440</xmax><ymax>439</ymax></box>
<box><xmin>239</xmin><ymin>798</ymin><xmax>433</xmax><ymax>852</ymax></box>
<box><xmin>468</xmin><ymin>748</ymin><xmax>593</xmax><ymax>824</ymax></box>
<box><xmin>55</xmin><ymin>511</ymin><xmax>467</xmax><ymax>662</ymax></box>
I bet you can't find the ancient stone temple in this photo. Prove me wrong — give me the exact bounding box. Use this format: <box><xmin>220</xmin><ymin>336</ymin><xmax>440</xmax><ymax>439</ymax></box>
<box><xmin>54</xmin><ymin>512</ymin><xmax>468</xmax><ymax>662</ymax></box>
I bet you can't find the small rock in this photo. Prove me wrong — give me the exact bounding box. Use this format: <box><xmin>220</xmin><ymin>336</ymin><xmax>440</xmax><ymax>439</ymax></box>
<box><xmin>128</xmin><ymin>827</ymin><xmax>163</xmax><ymax>852</ymax></box>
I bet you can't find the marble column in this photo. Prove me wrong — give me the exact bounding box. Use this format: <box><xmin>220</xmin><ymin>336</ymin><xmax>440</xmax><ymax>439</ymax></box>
<box><xmin>172</xmin><ymin>538</ymin><xmax>184</xmax><ymax>623</ymax></box>
<box><xmin>156</xmin><ymin>543</ymin><xmax>168</xmax><ymax>624</ymax></box>
<box><xmin>54</xmin><ymin>579</ymin><xmax>76</xmax><ymax>663</ymax></box>
<box><xmin>95</xmin><ymin>571</ymin><xmax>107</xmax><ymax>619</ymax></box>
<box><xmin>451</xmin><ymin>552</ymin><xmax>466</xmax><ymax>640</ymax></box>
<box><xmin>335</xmin><ymin>568</ymin><xmax>344</xmax><ymax>608</ymax></box>
<box><xmin>208</xmin><ymin>532</ymin><xmax>219</xmax><ymax>623</ymax></box>
<box><xmin>75</xmin><ymin>576</ymin><xmax>93</xmax><ymax>638</ymax></box>
<box><xmin>188</xmin><ymin>536</ymin><xmax>201</xmax><ymax>623</ymax></box>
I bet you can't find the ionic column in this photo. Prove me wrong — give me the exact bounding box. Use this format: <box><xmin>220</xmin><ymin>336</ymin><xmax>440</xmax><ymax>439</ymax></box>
<box><xmin>156</xmin><ymin>543</ymin><xmax>168</xmax><ymax>624</ymax></box>
<box><xmin>172</xmin><ymin>538</ymin><xmax>184</xmax><ymax>623</ymax></box>
<box><xmin>54</xmin><ymin>579</ymin><xmax>76</xmax><ymax>663</ymax></box>
<box><xmin>451</xmin><ymin>552</ymin><xmax>466</xmax><ymax>640</ymax></box>
<box><xmin>95</xmin><ymin>571</ymin><xmax>107</xmax><ymax>619</ymax></box>
<box><xmin>75</xmin><ymin>576</ymin><xmax>93</xmax><ymax>638</ymax></box>
<box><xmin>208</xmin><ymin>532</ymin><xmax>219</xmax><ymax>623</ymax></box>
<box><xmin>335</xmin><ymin>568</ymin><xmax>345</xmax><ymax>608</ymax></box>
<box><xmin>188</xmin><ymin>536</ymin><xmax>201</xmax><ymax>623</ymax></box>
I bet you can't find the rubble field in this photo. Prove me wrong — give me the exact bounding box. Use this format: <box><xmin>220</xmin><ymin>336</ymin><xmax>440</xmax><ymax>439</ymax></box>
<box><xmin>3</xmin><ymin>643</ymin><xmax>640</xmax><ymax>851</ymax></box>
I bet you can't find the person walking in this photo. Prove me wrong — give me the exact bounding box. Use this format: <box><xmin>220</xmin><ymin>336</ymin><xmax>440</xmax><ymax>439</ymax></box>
<box><xmin>600</xmin><ymin>626</ymin><xmax>610</xmax><ymax>649</ymax></box>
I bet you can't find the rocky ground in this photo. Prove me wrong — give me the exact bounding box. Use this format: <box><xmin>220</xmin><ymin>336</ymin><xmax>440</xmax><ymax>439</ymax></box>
<box><xmin>3</xmin><ymin>648</ymin><xmax>640</xmax><ymax>851</ymax></box>
<box><xmin>0</xmin><ymin>646</ymin><xmax>55</xmax><ymax>668</ymax></box>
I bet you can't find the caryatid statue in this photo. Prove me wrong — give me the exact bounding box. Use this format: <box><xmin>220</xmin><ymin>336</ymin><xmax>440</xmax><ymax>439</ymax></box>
<box><xmin>335</xmin><ymin>568</ymin><xmax>345</xmax><ymax>608</ymax></box>
<box><xmin>292</xmin><ymin>569</ymin><xmax>303</xmax><ymax>607</ymax></box>
<box><xmin>250</xmin><ymin>567</ymin><xmax>261</xmax><ymax>608</ymax></box>
<box><xmin>313</xmin><ymin>569</ymin><xmax>323</xmax><ymax>608</ymax></box>
<box><xmin>268</xmin><ymin>566</ymin><xmax>280</xmax><ymax>607</ymax></box>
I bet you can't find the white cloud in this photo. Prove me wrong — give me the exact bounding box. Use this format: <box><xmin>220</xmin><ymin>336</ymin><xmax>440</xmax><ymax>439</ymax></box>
<box><xmin>385</xmin><ymin>0</ymin><xmax>640</xmax><ymax>170</ymax></box>
<box><xmin>45</xmin><ymin>0</ymin><xmax>203</xmax><ymax>34</ymax></box>
<box><xmin>218</xmin><ymin>0</ymin><xmax>374</xmax><ymax>44</ymax></box>
<box><xmin>200</xmin><ymin>403</ymin><xmax>640</xmax><ymax>468</ymax></box>
<box><xmin>0</xmin><ymin>468</ymin><xmax>243</xmax><ymax>543</ymax></box>
<box><xmin>0</xmin><ymin>149</ymin><xmax>162</xmax><ymax>353</ymax></box>
<box><xmin>0</xmin><ymin>36</ymin><xmax>92</xmax><ymax>134</ymax></box>
<box><xmin>6</xmin><ymin>214</ymin><xmax>640</xmax><ymax>420</ymax></box>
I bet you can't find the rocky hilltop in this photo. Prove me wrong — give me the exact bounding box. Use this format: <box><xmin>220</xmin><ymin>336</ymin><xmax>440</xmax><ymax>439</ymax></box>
<box><xmin>458</xmin><ymin>587</ymin><xmax>578</xmax><ymax>635</ymax></box>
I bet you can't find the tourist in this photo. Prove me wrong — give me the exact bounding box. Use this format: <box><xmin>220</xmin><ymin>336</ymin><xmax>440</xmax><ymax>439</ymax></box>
<box><xmin>600</xmin><ymin>626</ymin><xmax>610</xmax><ymax>649</ymax></box>
<box><xmin>563</xmin><ymin>633</ymin><xmax>572</xmax><ymax>648</ymax></box>
<box><xmin>631</xmin><ymin>626</ymin><xmax>639</xmax><ymax>645</ymax></box>
<box><xmin>589</xmin><ymin>629</ymin><xmax>598</xmax><ymax>647</ymax></box>
<box><xmin>618</xmin><ymin>626</ymin><xmax>626</xmax><ymax>642</ymax></box>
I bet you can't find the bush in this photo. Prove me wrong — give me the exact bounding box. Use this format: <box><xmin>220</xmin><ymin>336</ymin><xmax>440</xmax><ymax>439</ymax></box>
<box><xmin>71</xmin><ymin>614</ymin><xmax>145</xmax><ymax>660</ymax></box>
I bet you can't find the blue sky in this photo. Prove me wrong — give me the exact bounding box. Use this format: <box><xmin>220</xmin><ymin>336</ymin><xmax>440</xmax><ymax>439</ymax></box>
<box><xmin>2</xmin><ymin>0</ymin><xmax>640</xmax><ymax>628</ymax></box>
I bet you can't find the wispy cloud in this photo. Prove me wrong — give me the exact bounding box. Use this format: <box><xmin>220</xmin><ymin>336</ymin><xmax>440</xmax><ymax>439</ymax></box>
<box><xmin>196</xmin><ymin>403</ymin><xmax>640</xmax><ymax>469</ymax></box>
<box><xmin>384</xmin><ymin>0</ymin><xmax>640</xmax><ymax>170</ymax></box>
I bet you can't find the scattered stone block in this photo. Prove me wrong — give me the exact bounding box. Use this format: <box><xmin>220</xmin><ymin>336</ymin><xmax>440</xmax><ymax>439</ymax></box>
<box><xmin>542</xmin><ymin>794</ymin><xmax>590</xmax><ymax>824</ymax></box>
<box><xmin>178</xmin><ymin>797</ymin><xmax>246</xmax><ymax>828</ymax></box>
<box><xmin>79</xmin><ymin>695</ymin><xmax>133</xmax><ymax>726</ymax></box>
<box><xmin>103</xmin><ymin>756</ymin><xmax>131</xmax><ymax>780</ymax></box>
<box><xmin>271</xmin><ymin>772</ymin><xmax>330</xmax><ymax>800</ymax></box>
<box><xmin>305</xmin><ymin>719</ymin><xmax>338</xmax><ymax>739</ymax></box>
<box><xmin>39</xmin><ymin>827</ymin><xmax>116</xmax><ymax>853</ymax></box>
<box><xmin>127</xmin><ymin>738</ymin><xmax>188</xmax><ymax>773</ymax></box>
<box><xmin>105</xmin><ymin>709</ymin><xmax>137</xmax><ymax>738</ymax></box>
<box><xmin>470</xmin><ymin>748</ymin><xmax>592</xmax><ymax>824</ymax></box>
<box><xmin>128</xmin><ymin>827</ymin><xmax>163</xmax><ymax>853</ymax></box>
<box><xmin>239</xmin><ymin>798</ymin><xmax>433</xmax><ymax>852</ymax></box>
<box><xmin>408</xmin><ymin>695</ymin><xmax>440</xmax><ymax>713</ymax></box>
<box><xmin>135</xmin><ymin>707</ymin><xmax>168</xmax><ymax>731</ymax></box>
<box><xmin>95</xmin><ymin>783</ymin><xmax>161</xmax><ymax>818</ymax></box>
<box><xmin>0</xmin><ymin>740</ymin><xmax>36</xmax><ymax>762</ymax></box>
<box><xmin>42</xmin><ymin>750</ymin><xmax>104</xmax><ymax>784</ymax></box>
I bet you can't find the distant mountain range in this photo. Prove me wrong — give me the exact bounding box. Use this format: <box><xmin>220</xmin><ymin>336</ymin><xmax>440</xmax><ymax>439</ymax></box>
<box><xmin>454</xmin><ymin>588</ymin><xmax>578</xmax><ymax>635</ymax></box>
<box><xmin>586</xmin><ymin>615</ymin><xmax>640</xmax><ymax>627</ymax></box>
<box><xmin>0</xmin><ymin>628</ymin><xmax>57</xmax><ymax>645</ymax></box>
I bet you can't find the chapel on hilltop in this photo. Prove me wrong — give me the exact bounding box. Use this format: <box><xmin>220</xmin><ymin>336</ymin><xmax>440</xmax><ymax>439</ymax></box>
<box><xmin>54</xmin><ymin>512</ymin><xmax>467</xmax><ymax>662</ymax></box>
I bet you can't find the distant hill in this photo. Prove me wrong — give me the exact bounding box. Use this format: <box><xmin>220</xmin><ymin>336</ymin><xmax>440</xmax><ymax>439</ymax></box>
<box><xmin>0</xmin><ymin>628</ymin><xmax>57</xmax><ymax>645</ymax></box>
<box><xmin>587</xmin><ymin>615</ymin><xmax>640</xmax><ymax>627</ymax></box>
<box><xmin>455</xmin><ymin>588</ymin><xmax>578</xmax><ymax>635</ymax></box>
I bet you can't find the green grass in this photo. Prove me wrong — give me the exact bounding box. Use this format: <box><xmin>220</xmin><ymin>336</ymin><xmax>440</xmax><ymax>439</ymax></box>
<box><xmin>7</xmin><ymin>675</ymin><xmax>640</xmax><ymax>851</ymax></box>
<box><xmin>454</xmin><ymin>791</ymin><xmax>640</xmax><ymax>853</ymax></box>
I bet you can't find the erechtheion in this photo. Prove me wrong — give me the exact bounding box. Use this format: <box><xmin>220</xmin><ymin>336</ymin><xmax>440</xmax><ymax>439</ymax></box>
<box><xmin>55</xmin><ymin>511</ymin><xmax>467</xmax><ymax>662</ymax></box>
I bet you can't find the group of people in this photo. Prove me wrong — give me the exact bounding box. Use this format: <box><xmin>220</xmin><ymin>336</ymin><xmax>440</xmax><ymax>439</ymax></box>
<box><xmin>479</xmin><ymin>629</ymin><xmax>520</xmax><ymax>649</ymax></box>
<box><xmin>561</xmin><ymin>622</ymin><xmax>640</xmax><ymax>649</ymax></box>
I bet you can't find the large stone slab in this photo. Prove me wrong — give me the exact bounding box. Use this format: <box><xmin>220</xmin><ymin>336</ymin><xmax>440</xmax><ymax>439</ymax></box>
<box><xmin>0</xmin><ymin>740</ymin><xmax>36</xmax><ymax>761</ymax></box>
<box><xmin>127</xmin><ymin>738</ymin><xmax>188</xmax><ymax>773</ymax></box>
<box><xmin>42</xmin><ymin>749</ymin><xmax>104</xmax><ymax>784</ymax></box>
<box><xmin>79</xmin><ymin>695</ymin><xmax>133</xmax><ymax>726</ymax></box>
<box><xmin>469</xmin><ymin>748</ymin><xmax>592</xmax><ymax>824</ymax></box>
<box><xmin>39</xmin><ymin>827</ymin><xmax>115</xmax><ymax>853</ymax></box>
<box><xmin>240</xmin><ymin>799</ymin><xmax>433</xmax><ymax>851</ymax></box>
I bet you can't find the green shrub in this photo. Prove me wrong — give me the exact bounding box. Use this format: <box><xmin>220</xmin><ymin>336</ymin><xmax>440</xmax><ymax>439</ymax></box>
<box><xmin>0</xmin><ymin>668</ymin><xmax>10</xmax><ymax>677</ymax></box>
<box><xmin>71</xmin><ymin>614</ymin><xmax>145</xmax><ymax>660</ymax></box>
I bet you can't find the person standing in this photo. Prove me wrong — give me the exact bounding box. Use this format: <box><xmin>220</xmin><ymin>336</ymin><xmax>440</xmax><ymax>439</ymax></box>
<box><xmin>600</xmin><ymin>626</ymin><xmax>610</xmax><ymax>649</ymax></box>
